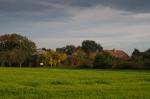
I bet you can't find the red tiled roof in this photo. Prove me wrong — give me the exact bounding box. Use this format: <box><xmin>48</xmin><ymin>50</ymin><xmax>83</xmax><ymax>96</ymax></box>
<box><xmin>104</xmin><ymin>49</ymin><xmax>130</xmax><ymax>61</ymax></box>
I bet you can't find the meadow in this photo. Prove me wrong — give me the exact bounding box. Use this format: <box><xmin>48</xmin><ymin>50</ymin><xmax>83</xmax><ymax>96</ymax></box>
<box><xmin>0</xmin><ymin>68</ymin><xmax>150</xmax><ymax>99</ymax></box>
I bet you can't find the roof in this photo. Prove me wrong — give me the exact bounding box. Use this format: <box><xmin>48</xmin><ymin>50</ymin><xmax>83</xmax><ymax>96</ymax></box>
<box><xmin>104</xmin><ymin>49</ymin><xmax>130</xmax><ymax>61</ymax></box>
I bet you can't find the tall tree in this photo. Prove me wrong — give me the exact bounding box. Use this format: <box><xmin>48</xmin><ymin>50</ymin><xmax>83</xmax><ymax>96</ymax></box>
<box><xmin>131</xmin><ymin>48</ymin><xmax>142</xmax><ymax>61</ymax></box>
<box><xmin>0</xmin><ymin>33</ymin><xmax>36</xmax><ymax>67</ymax></box>
<box><xmin>81</xmin><ymin>40</ymin><xmax>103</xmax><ymax>54</ymax></box>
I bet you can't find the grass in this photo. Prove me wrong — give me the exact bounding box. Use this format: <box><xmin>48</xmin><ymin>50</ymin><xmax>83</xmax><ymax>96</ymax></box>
<box><xmin>0</xmin><ymin>68</ymin><xmax>150</xmax><ymax>99</ymax></box>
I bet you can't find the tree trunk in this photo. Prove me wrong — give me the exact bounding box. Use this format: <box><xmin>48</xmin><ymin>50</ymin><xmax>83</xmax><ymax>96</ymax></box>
<box><xmin>20</xmin><ymin>63</ymin><xmax>22</xmax><ymax>68</ymax></box>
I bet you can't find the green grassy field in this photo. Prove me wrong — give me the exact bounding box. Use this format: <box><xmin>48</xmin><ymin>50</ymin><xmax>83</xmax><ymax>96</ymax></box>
<box><xmin>0</xmin><ymin>68</ymin><xmax>150</xmax><ymax>99</ymax></box>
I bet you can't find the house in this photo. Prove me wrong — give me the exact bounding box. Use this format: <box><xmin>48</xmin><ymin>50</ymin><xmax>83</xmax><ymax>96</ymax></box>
<box><xmin>104</xmin><ymin>49</ymin><xmax>130</xmax><ymax>61</ymax></box>
<box><xmin>28</xmin><ymin>49</ymin><xmax>47</xmax><ymax>66</ymax></box>
<box><xmin>56</xmin><ymin>48</ymin><xmax>66</xmax><ymax>53</ymax></box>
<box><xmin>33</xmin><ymin>49</ymin><xmax>47</xmax><ymax>55</ymax></box>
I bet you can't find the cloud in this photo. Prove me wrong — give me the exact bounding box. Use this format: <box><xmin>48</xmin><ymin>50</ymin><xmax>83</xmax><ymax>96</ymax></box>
<box><xmin>1</xmin><ymin>0</ymin><xmax>150</xmax><ymax>14</ymax></box>
<box><xmin>0</xmin><ymin>0</ymin><xmax>49</xmax><ymax>12</ymax></box>
<box><xmin>29</xmin><ymin>6</ymin><xmax>150</xmax><ymax>54</ymax></box>
<box><xmin>35</xmin><ymin>0</ymin><xmax>150</xmax><ymax>13</ymax></box>
<box><xmin>0</xmin><ymin>0</ymin><xmax>150</xmax><ymax>54</ymax></box>
<box><xmin>1</xmin><ymin>0</ymin><xmax>150</xmax><ymax>24</ymax></box>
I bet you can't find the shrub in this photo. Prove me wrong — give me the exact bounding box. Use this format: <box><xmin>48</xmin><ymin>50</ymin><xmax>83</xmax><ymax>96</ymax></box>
<box><xmin>115</xmin><ymin>61</ymin><xmax>145</xmax><ymax>69</ymax></box>
<box><xmin>78</xmin><ymin>56</ymin><xmax>93</xmax><ymax>68</ymax></box>
<box><xmin>116</xmin><ymin>62</ymin><xmax>133</xmax><ymax>69</ymax></box>
<box><xmin>143</xmin><ymin>59</ymin><xmax>150</xmax><ymax>69</ymax></box>
<box><xmin>93</xmin><ymin>53</ymin><xmax>111</xmax><ymax>69</ymax></box>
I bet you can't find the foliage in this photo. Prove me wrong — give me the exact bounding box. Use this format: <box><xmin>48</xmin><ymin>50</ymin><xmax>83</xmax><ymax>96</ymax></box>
<box><xmin>144</xmin><ymin>59</ymin><xmax>150</xmax><ymax>69</ymax></box>
<box><xmin>0</xmin><ymin>34</ymin><xmax>150</xmax><ymax>70</ymax></box>
<box><xmin>39</xmin><ymin>50</ymin><xmax>67</xmax><ymax>67</ymax></box>
<box><xmin>93</xmin><ymin>53</ymin><xmax>109</xmax><ymax>69</ymax></box>
<box><xmin>131</xmin><ymin>48</ymin><xmax>150</xmax><ymax>69</ymax></box>
<box><xmin>73</xmin><ymin>49</ymin><xmax>86</xmax><ymax>66</ymax></box>
<box><xmin>64</xmin><ymin>45</ymin><xmax>76</xmax><ymax>55</ymax></box>
<box><xmin>77</xmin><ymin>56</ymin><xmax>93</xmax><ymax>68</ymax></box>
<box><xmin>132</xmin><ymin>48</ymin><xmax>143</xmax><ymax>61</ymax></box>
<box><xmin>93</xmin><ymin>52</ymin><xmax>120</xmax><ymax>69</ymax></box>
<box><xmin>0</xmin><ymin>33</ymin><xmax>36</xmax><ymax>67</ymax></box>
<box><xmin>39</xmin><ymin>51</ymin><xmax>47</xmax><ymax>66</ymax></box>
<box><xmin>81</xmin><ymin>40</ymin><xmax>103</xmax><ymax>54</ymax></box>
<box><xmin>144</xmin><ymin>49</ymin><xmax>150</xmax><ymax>59</ymax></box>
<box><xmin>69</xmin><ymin>49</ymin><xmax>93</xmax><ymax>68</ymax></box>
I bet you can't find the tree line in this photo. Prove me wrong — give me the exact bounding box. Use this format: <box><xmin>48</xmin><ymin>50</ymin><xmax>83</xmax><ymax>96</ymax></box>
<box><xmin>0</xmin><ymin>33</ymin><xmax>150</xmax><ymax>69</ymax></box>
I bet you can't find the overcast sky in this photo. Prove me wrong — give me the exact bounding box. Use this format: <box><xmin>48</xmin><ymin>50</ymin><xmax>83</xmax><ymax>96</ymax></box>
<box><xmin>0</xmin><ymin>0</ymin><xmax>150</xmax><ymax>54</ymax></box>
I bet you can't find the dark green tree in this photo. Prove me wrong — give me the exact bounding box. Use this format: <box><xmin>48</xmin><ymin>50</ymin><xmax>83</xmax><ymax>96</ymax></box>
<box><xmin>131</xmin><ymin>48</ymin><xmax>144</xmax><ymax>62</ymax></box>
<box><xmin>93</xmin><ymin>53</ymin><xmax>107</xmax><ymax>69</ymax></box>
<box><xmin>65</xmin><ymin>45</ymin><xmax>76</xmax><ymax>55</ymax></box>
<box><xmin>81</xmin><ymin>40</ymin><xmax>103</xmax><ymax>54</ymax></box>
<box><xmin>144</xmin><ymin>49</ymin><xmax>150</xmax><ymax>59</ymax></box>
<box><xmin>132</xmin><ymin>49</ymin><xmax>140</xmax><ymax>58</ymax></box>
<box><xmin>131</xmin><ymin>48</ymin><xmax>150</xmax><ymax>69</ymax></box>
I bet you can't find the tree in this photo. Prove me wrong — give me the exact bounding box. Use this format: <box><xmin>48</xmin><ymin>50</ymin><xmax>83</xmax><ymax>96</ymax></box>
<box><xmin>81</xmin><ymin>40</ymin><xmax>103</xmax><ymax>54</ymax></box>
<box><xmin>39</xmin><ymin>51</ymin><xmax>48</xmax><ymax>66</ymax></box>
<box><xmin>73</xmin><ymin>49</ymin><xmax>86</xmax><ymax>65</ymax></box>
<box><xmin>59</xmin><ymin>53</ymin><xmax>67</xmax><ymax>64</ymax></box>
<box><xmin>0</xmin><ymin>33</ymin><xmax>36</xmax><ymax>67</ymax></box>
<box><xmin>144</xmin><ymin>49</ymin><xmax>150</xmax><ymax>59</ymax></box>
<box><xmin>64</xmin><ymin>45</ymin><xmax>76</xmax><ymax>55</ymax></box>
<box><xmin>131</xmin><ymin>48</ymin><xmax>150</xmax><ymax>69</ymax></box>
<box><xmin>131</xmin><ymin>49</ymin><xmax>141</xmax><ymax>60</ymax></box>
<box><xmin>73</xmin><ymin>49</ymin><xmax>93</xmax><ymax>68</ymax></box>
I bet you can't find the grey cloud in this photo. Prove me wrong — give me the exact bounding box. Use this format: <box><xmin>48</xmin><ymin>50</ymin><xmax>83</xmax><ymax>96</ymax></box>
<box><xmin>0</xmin><ymin>0</ymin><xmax>150</xmax><ymax>54</ymax></box>
<box><xmin>45</xmin><ymin>0</ymin><xmax>150</xmax><ymax>13</ymax></box>
<box><xmin>106</xmin><ymin>0</ymin><xmax>150</xmax><ymax>13</ymax></box>
<box><xmin>0</xmin><ymin>0</ymin><xmax>150</xmax><ymax>25</ymax></box>
<box><xmin>0</xmin><ymin>0</ymin><xmax>51</xmax><ymax>12</ymax></box>
<box><xmin>1</xmin><ymin>0</ymin><xmax>150</xmax><ymax>13</ymax></box>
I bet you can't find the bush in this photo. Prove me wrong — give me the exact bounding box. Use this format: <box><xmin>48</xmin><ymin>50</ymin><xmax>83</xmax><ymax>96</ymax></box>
<box><xmin>78</xmin><ymin>56</ymin><xmax>93</xmax><ymax>68</ymax></box>
<box><xmin>116</xmin><ymin>62</ymin><xmax>133</xmax><ymax>69</ymax></box>
<box><xmin>93</xmin><ymin>53</ymin><xmax>112</xmax><ymax>69</ymax></box>
<box><xmin>115</xmin><ymin>61</ymin><xmax>145</xmax><ymax>69</ymax></box>
<box><xmin>143</xmin><ymin>59</ymin><xmax>150</xmax><ymax>69</ymax></box>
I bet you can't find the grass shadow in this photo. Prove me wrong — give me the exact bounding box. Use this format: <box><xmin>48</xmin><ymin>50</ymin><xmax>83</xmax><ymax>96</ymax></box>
<box><xmin>22</xmin><ymin>81</ymin><xmax>40</xmax><ymax>87</ymax></box>
<box><xmin>50</xmin><ymin>80</ymin><xmax>72</xmax><ymax>85</ymax></box>
<box><xmin>81</xmin><ymin>80</ymin><xmax>110</xmax><ymax>85</ymax></box>
<box><xmin>144</xmin><ymin>78</ymin><xmax>150</xmax><ymax>82</ymax></box>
